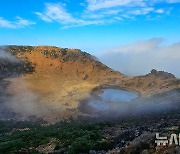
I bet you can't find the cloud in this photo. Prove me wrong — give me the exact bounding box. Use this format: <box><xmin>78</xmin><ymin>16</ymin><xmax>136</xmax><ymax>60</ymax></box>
<box><xmin>166</xmin><ymin>0</ymin><xmax>180</xmax><ymax>3</ymax></box>
<box><xmin>0</xmin><ymin>47</ymin><xmax>19</xmax><ymax>62</ymax></box>
<box><xmin>35</xmin><ymin>2</ymin><xmax>109</xmax><ymax>28</ymax></box>
<box><xmin>108</xmin><ymin>38</ymin><xmax>164</xmax><ymax>53</ymax></box>
<box><xmin>0</xmin><ymin>16</ymin><xmax>35</xmax><ymax>29</ymax></box>
<box><xmin>86</xmin><ymin>0</ymin><xmax>180</xmax><ymax>11</ymax></box>
<box><xmin>98</xmin><ymin>38</ymin><xmax>180</xmax><ymax>77</ymax></box>
<box><xmin>86</xmin><ymin>0</ymin><xmax>145</xmax><ymax>11</ymax></box>
<box><xmin>155</xmin><ymin>9</ymin><xmax>165</xmax><ymax>13</ymax></box>
<box><xmin>35</xmin><ymin>0</ymin><xmax>179</xmax><ymax>28</ymax></box>
<box><xmin>35</xmin><ymin>3</ymin><xmax>83</xmax><ymax>24</ymax></box>
<box><xmin>85</xmin><ymin>0</ymin><xmax>176</xmax><ymax>20</ymax></box>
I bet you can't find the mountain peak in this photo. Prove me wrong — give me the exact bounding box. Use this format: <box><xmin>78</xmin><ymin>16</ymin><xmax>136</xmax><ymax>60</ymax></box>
<box><xmin>150</xmin><ymin>69</ymin><xmax>176</xmax><ymax>79</ymax></box>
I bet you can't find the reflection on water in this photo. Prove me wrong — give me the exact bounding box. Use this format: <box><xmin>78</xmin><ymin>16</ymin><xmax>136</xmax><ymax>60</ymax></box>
<box><xmin>89</xmin><ymin>89</ymin><xmax>137</xmax><ymax>111</ymax></box>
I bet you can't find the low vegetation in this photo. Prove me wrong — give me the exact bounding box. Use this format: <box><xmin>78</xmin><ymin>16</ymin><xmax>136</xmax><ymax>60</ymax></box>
<box><xmin>6</xmin><ymin>46</ymin><xmax>34</xmax><ymax>56</ymax></box>
<box><xmin>0</xmin><ymin>121</ymin><xmax>114</xmax><ymax>154</ymax></box>
<box><xmin>0</xmin><ymin>107</ymin><xmax>180</xmax><ymax>154</ymax></box>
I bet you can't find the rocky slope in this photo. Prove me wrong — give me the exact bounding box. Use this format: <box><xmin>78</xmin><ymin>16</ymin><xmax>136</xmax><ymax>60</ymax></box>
<box><xmin>0</xmin><ymin>45</ymin><xmax>179</xmax><ymax>122</ymax></box>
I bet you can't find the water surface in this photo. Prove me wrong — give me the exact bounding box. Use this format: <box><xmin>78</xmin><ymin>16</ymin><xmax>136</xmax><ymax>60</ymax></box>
<box><xmin>87</xmin><ymin>89</ymin><xmax>137</xmax><ymax>112</ymax></box>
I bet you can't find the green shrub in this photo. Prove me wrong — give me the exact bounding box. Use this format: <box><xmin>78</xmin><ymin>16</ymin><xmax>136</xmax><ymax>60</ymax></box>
<box><xmin>0</xmin><ymin>121</ymin><xmax>114</xmax><ymax>154</ymax></box>
<box><xmin>61</xmin><ymin>49</ymin><xmax>67</xmax><ymax>56</ymax></box>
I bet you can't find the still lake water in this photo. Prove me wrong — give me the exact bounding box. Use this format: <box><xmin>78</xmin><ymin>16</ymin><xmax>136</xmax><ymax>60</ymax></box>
<box><xmin>89</xmin><ymin>89</ymin><xmax>137</xmax><ymax>112</ymax></box>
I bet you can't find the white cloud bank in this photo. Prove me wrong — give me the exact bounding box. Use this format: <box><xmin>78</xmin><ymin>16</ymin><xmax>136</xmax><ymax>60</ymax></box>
<box><xmin>0</xmin><ymin>16</ymin><xmax>35</xmax><ymax>29</ymax></box>
<box><xmin>98</xmin><ymin>38</ymin><xmax>180</xmax><ymax>77</ymax></box>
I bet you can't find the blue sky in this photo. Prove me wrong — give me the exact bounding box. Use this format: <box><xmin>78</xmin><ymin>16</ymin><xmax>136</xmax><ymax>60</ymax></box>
<box><xmin>0</xmin><ymin>0</ymin><xmax>180</xmax><ymax>76</ymax></box>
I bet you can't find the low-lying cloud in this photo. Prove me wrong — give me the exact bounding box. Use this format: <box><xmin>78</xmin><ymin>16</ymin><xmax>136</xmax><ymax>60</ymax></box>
<box><xmin>0</xmin><ymin>78</ymin><xmax>40</xmax><ymax>120</ymax></box>
<box><xmin>0</xmin><ymin>77</ymin><xmax>54</xmax><ymax>121</ymax></box>
<box><xmin>0</xmin><ymin>47</ymin><xmax>19</xmax><ymax>62</ymax></box>
<box><xmin>98</xmin><ymin>38</ymin><xmax>180</xmax><ymax>78</ymax></box>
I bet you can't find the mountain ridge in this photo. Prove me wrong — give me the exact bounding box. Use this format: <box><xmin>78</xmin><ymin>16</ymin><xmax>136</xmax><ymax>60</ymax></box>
<box><xmin>0</xmin><ymin>45</ymin><xmax>180</xmax><ymax>122</ymax></box>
